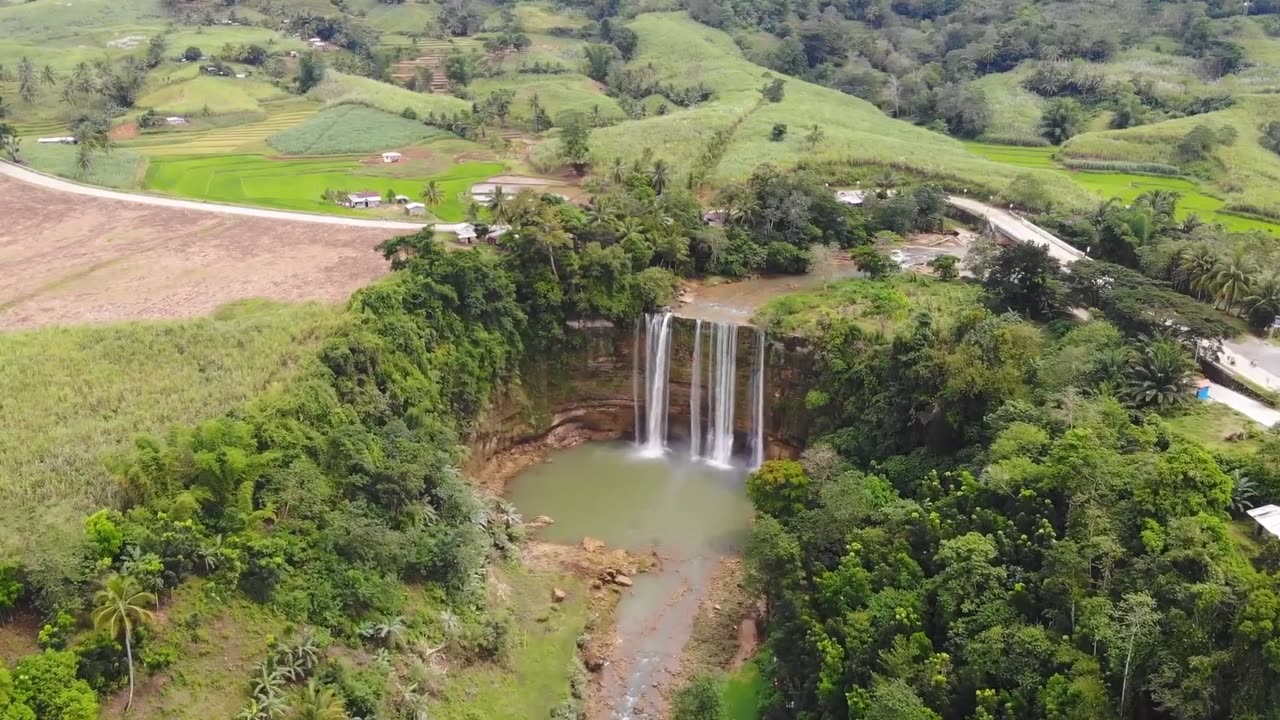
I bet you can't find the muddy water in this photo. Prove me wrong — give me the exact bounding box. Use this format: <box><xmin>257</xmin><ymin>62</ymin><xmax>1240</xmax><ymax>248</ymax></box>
<box><xmin>507</xmin><ymin>442</ymin><xmax>753</xmax><ymax>719</ymax></box>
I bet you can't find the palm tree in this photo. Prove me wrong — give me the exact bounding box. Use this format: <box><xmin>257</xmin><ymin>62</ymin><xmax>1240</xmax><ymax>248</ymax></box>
<box><xmin>420</xmin><ymin>180</ymin><xmax>444</xmax><ymax>211</ymax></box>
<box><xmin>91</xmin><ymin>574</ymin><xmax>156</xmax><ymax>710</ymax></box>
<box><xmin>17</xmin><ymin>56</ymin><xmax>36</xmax><ymax>103</ymax></box>
<box><xmin>1136</xmin><ymin>189</ymin><xmax>1180</xmax><ymax>225</ymax></box>
<box><xmin>71</xmin><ymin>61</ymin><xmax>92</xmax><ymax>92</ymax></box>
<box><xmin>487</xmin><ymin>185</ymin><xmax>509</xmax><ymax>223</ymax></box>
<box><xmin>872</xmin><ymin>168</ymin><xmax>901</xmax><ymax>197</ymax></box>
<box><xmin>1213</xmin><ymin>247</ymin><xmax>1256</xmax><ymax>314</ymax></box>
<box><xmin>40</xmin><ymin>64</ymin><xmax>57</xmax><ymax>86</ymax></box>
<box><xmin>1242</xmin><ymin>275</ymin><xmax>1280</xmax><ymax>331</ymax></box>
<box><xmin>291</xmin><ymin>680</ymin><xmax>347</xmax><ymax>720</ymax></box>
<box><xmin>608</xmin><ymin>156</ymin><xmax>626</xmax><ymax>185</ymax></box>
<box><xmin>1126</xmin><ymin>333</ymin><xmax>1194</xmax><ymax>410</ymax></box>
<box><xmin>648</xmin><ymin>159</ymin><xmax>670</xmax><ymax>195</ymax></box>
<box><xmin>1178</xmin><ymin>244</ymin><xmax>1218</xmax><ymax>300</ymax></box>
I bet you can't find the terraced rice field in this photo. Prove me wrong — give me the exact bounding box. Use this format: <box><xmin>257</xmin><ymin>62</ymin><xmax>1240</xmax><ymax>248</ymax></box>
<box><xmin>118</xmin><ymin>101</ymin><xmax>319</xmax><ymax>156</ymax></box>
<box><xmin>142</xmin><ymin>154</ymin><xmax>503</xmax><ymax>221</ymax></box>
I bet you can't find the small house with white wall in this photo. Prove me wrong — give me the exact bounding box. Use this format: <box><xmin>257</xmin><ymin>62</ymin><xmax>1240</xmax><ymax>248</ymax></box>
<box><xmin>347</xmin><ymin>191</ymin><xmax>382</xmax><ymax>209</ymax></box>
<box><xmin>382</xmin><ymin>151</ymin><xmax>402</xmax><ymax>163</ymax></box>
<box><xmin>486</xmin><ymin>224</ymin><xmax>511</xmax><ymax>243</ymax></box>
<box><xmin>405</xmin><ymin>202</ymin><xmax>426</xmax><ymax>216</ymax></box>
<box><xmin>456</xmin><ymin>223</ymin><xmax>478</xmax><ymax>244</ymax></box>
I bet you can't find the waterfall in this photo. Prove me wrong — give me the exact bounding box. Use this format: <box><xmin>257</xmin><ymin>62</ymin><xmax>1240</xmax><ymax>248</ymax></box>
<box><xmin>690</xmin><ymin>319</ymin><xmax>703</xmax><ymax>460</ymax></box>
<box><xmin>749</xmin><ymin>328</ymin><xmax>766</xmax><ymax>469</ymax></box>
<box><xmin>633</xmin><ymin>314</ymin><xmax>767</xmax><ymax>468</ymax></box>
<box><xmin>635</xmin><ymin>312</ymin><xmax>675</xmax><ymax>456</ymax></box>
<box><xmin>704</xmin><ymin>322</ymin><xmax>738</xmax><ymax>467</ymax></box>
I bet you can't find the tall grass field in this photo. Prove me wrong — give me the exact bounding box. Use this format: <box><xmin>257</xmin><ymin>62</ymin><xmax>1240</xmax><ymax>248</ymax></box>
<box><xmin>0</xmin><ymin>300</ymin><xmax>342</xmax><ymax>559</ymax></box>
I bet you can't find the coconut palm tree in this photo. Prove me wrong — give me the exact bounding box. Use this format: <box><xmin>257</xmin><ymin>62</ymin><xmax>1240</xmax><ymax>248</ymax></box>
<box><xmin>872</xmin><ymin>168</ymin><xmax>901</xmax><ymax>197</ymax></box>
<box><xmin>648</xmin><ymin>159</ymin><xmax>670</xmax><ymax>195</ymax></box>
<box><xmin>40</xmin><ymin>64</ymin><xmax>57</xmax><ymax>86</ymax></box>
<box><xmin>1136</xmin><ymin>189</ymin><xmax>1180</xmax><ymax>225</ymax></box>
<box><xmin>17</xmin><ymin>56</ymin><xmax>36</xmax><ymax>103</ymax></box>
<box><xmin>91</xmin><ymin>574</ymin><xmax>156</xmax><ymax>710</ymax></box>
<box><xmin>487</xmin><ymin>184</ymin><xmax>509</xmax><ymax>223</ymax></box>
<box><xmin>1242</xmin><ymin>275</ymin><xmax>1280</xmax><ymax>331</ymax></box>
<box><xmin>1178</xmin><ymin>244</ymin><xmax>1218</xmax><ymax>300</ymax></box>
<box><xmin>1213</xmin><ymin>247</ymin><xmax>1256</xmax><ymax>313</ymax></box>
<box><xmin>420</xmin><ymin>180</ymin><xmax>444</xmax><ymax>211</ymax></box>
<box><xmin>290</xmin><ymin>680</ymin><xmax>347</xmax><ymax>720</ymax></box>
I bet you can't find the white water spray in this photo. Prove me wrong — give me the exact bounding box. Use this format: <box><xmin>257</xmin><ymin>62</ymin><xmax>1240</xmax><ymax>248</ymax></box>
<box><xmin>689</xmin><ymin>319</ymin><xmax>703</xmax><ymax>460</ymax></box>
<box><xmin>635</xmin><ymin>312</ymin><xmax>675</xmax><ymax>456</ymax></box>
<box><xmin>749</xmin><ymin>328</ymin><xmax>766</xmax><ymax>469</ymax></box>
<box><xmin>704</xmin><ymin>322</ymin><xmax>738</xmax><ymax>467</ymax></box>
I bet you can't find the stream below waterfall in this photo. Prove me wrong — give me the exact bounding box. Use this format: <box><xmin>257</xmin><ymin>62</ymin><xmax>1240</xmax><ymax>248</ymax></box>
<box><xmin>507</xmin><ymin>442</ymin><xmax>753</xmax><ymax>720</ymax></box>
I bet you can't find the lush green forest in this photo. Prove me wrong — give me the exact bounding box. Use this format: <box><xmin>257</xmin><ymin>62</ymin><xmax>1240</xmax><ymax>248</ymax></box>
<box><xmin>721</xmin><ymin>239</ymin><xmax>1280</xmax><ymax>720</ymax></box>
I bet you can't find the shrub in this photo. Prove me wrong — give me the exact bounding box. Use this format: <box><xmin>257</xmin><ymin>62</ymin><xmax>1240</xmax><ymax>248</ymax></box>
<box><xmin>764</xmin><ymin>242</ymin><xmax>811</xmax><ymax>274</ymax></box>
<box><xmin>11</xmin><ymin>651</ymin><xmax>99</xmax><ymax>720</ymax></box>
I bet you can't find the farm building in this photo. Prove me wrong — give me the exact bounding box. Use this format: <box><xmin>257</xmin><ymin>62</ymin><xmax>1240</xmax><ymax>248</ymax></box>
<box><xmin>456</xmin><ymin>223</ymin><xmax>478</xmax><ymax>244</ymax></box>
<box><xmin>394</xmin><ymin>195</ymin><xmax>411</xmax><ymax>204</ymax></box>
<box><xmin>1249</xmin><ymin>505</ymin><xmax>1280</xmax><ymax>539</ymax></box>
<box><xmin>346</xmin><ymin>191</ymin><xmax>382</xmax><ymax>209</ymax></box>
<box><xmin>835</xmin><ymin>190</ymin><xmax>866</xmax><ymax>206</ymax></box>
<box><xmin>37</xmin><ymin>137</ymin><xmax>77</xmax><ymax>144</ymax></box>
<box><xmin>405</xmin><ymin>202</ymin><xmax>426</xmax><ymax>216</ymax></box>
<box><xmin>165</xmin><ymin>116</ymin><xmax>189</xmax><ymax>126</ymax></box>
<box><xmin>382</xmin><ymin>151</ymin><xmax>402</xmax><ymax>163</ymax></box>
<box><xmin>487</xmin><ymin>224</ymin><xmax>511</xmax><ymax>243</ymax></box>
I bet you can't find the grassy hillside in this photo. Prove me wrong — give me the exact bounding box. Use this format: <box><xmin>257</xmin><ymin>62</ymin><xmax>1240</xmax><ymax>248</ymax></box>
<box><xmin>138</xmin><ymin>76</ymin><xmax>290</xmax><ymax>114</ymax></box>
<box><xmin>266</xmin><ymin>104</ymin><xmax>448</xmax><ymax>155</ymax></box>
<box><xmin>576</xmin><ymin>13</ymin><xmax>1095</xmax><ymax>205</ymax></box>
<box><xmin>470</xmin><ymin>74</ymin><xmax>626</xmax><ymax>123</ymax></box>
<box><xmin>1062</xmin><ymin>94</ymin><xmax>1280</xmax><ymax>218</ymax></box>
<box><xmin>0</xmin><ymin>300</ymin><xmax>342</xmax><ymax>559</ymax></box>
<box><xmin>969</xmin><ymin>67</ymin><xmax>1046</xmax><ymax>146</ymax></box>
<box><xmin>308</xmin><ymin>71</ymin><xmax>473</xmax><ymax>117</ymax></box>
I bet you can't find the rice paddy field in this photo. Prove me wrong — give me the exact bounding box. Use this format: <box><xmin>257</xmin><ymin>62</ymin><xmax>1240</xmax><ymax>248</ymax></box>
<box><xmin>142</xmin><ymin>154</ymin><xmax>503</xmax><ymax>220</ymax></box>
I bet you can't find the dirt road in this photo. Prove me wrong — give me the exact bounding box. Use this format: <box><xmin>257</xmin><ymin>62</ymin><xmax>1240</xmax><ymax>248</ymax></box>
<box><xmin>0</xmin><ymin>174</ymin><xmax>401</xmax><ymax>328</ymax></box>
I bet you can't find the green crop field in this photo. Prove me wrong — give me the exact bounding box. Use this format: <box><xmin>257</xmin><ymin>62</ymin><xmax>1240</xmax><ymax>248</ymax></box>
<box><xmin>308</xmin><ymin>71</ymin><xmax>473</xmax><ymax>117</ymax></box>
<box><xmin>573</xmin><ymin>13</ymin><xmax>1096</xmax><ymax>208</ymax></box>
<box><xmin>118</xmin><ymin>100</ymin><xmax>320</xmax><ymax>155</ymax></box>
<box><xmin>966</xmin><ymin>142</ymin><xmax>1280</xmax><ymax>234</ymax></box>
<box><xmin>0</xmin><ymin>300</ymin><xmax>342</xmax><ymax>559</ymax></box>
<box><xmin>470</xmin><ymin>74</ymin><xmax>626</xmax><ymax>123</ymax></box>
<box><xmin>137</xmin><ymin>75</ymin><xmax>290</xmax><ymax>114</ymax></box>
<box><xmin>266</xmin><ymin>104</ymin><xmax>448</xmax><ymax>155</ymax></box>
<box><xmin>142</xmin><ymin>153</ymin><xmax>503</xmax><ymax>220</ymax></box>
<box><xmin>1062</xmin><ymin>94</ymin><xmax>1280</xmax><ymax>219</ymax></box>
<box><xmin>969</xmin><ymin>67</ymin><xmax>1046</xmax><ymax>146</ymax></box>
<box><xmin>19</xmin><ymin>142</ymin><xmax>146</xmax><ymax>189</ymax></box>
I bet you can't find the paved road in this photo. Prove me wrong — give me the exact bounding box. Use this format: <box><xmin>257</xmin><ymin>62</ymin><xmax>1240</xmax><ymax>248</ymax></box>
<box><xmin>0</xmin><ymin>160</ymin><xmax>468</xmax><ymax>232</ymax></box>
<box><xmin>1207</xmin><ymin>382</ymin><xmax>1280</xmax><ymax>428</ymax></box>
<box><xmin>947</xmin><ymin>195</ymin><xmax>1087</xmax><ymax>265</ymax></box>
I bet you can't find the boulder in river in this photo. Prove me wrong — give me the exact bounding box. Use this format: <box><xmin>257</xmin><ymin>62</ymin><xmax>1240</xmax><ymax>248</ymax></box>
<box><xmin>613</xmin><ymin>573</ymin><xmax>633</xmax><ymax>587</ymax></box>
<box><xmin>582</xmin><ymin>537</ymin><xmax>605</xmax><ymax>553</ymax></box>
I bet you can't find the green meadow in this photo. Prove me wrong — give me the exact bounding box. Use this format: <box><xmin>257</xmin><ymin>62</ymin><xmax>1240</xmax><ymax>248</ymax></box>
<box><xmin>142</xmin><ymin>153</ymin><xmax>503</xmax><ymax>220</ymax></box>
<box><xmin>965</xmin><ymin>142</ymin><xmax>1280</xmax><ymax>235</ymax></box>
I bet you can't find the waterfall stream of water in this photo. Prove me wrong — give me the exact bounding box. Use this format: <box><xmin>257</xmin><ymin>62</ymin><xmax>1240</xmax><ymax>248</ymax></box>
<box><xmin>634</xmin><ymin>314</ymin><xmax>766</xmax><ymax>468</ymax></box>
<box><xmin>635</xmin><ymin>312</ymin><xmax>674</xmax><ymax>456</ymax></box>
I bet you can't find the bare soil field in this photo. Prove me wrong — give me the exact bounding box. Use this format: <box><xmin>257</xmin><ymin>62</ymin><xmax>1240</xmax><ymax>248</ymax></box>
<box><xmin>0</xmin><ymin>175</ymin><xmax>397</xmax><ymax>329</ymax></box>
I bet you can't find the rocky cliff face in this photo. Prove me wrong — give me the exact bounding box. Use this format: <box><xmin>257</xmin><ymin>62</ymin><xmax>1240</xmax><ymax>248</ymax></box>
<box><xmin>464</xmin><ymin>318</ymin><xmax>814</xmax><ymax>481</ymax></box>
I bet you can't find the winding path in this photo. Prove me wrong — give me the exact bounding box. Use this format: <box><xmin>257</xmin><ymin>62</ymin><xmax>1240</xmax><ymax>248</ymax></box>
<box><xmin>0</xmin><ymin>160</ymin><xmax>469</xmax><ymax>232</ymax></box>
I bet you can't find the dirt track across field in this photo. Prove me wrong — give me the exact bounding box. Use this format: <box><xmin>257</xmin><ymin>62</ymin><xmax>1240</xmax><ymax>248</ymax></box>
<box><xmin>0</xmin><ymin>174</ymin><xmax>400</xmax><ymax>329</ymax></box>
